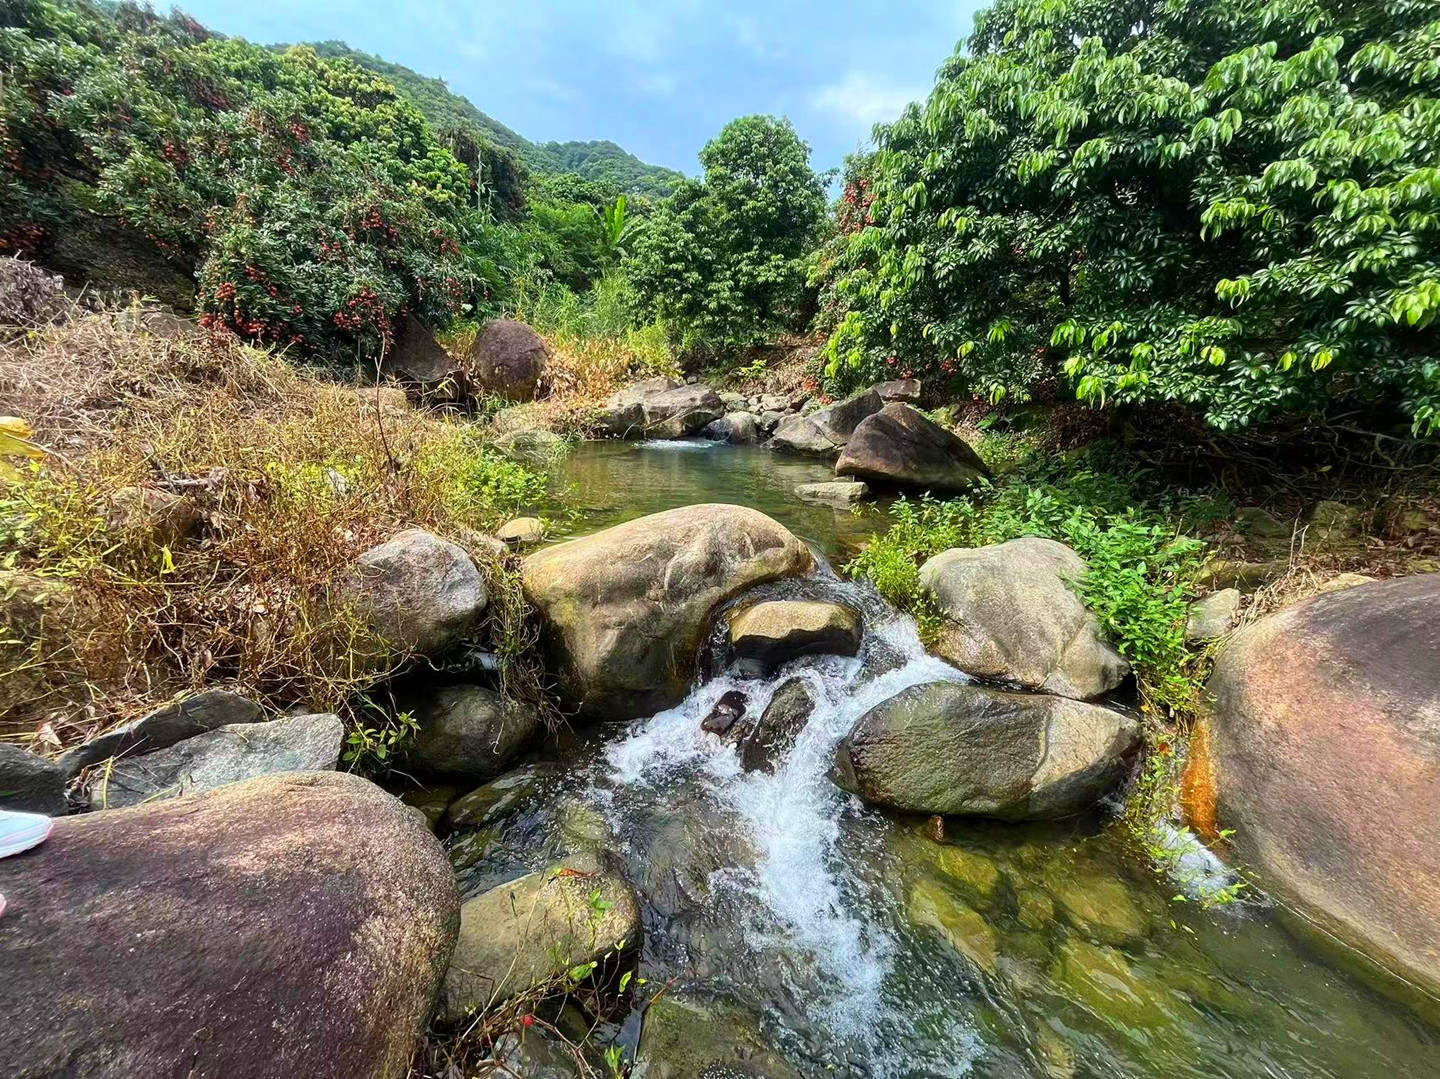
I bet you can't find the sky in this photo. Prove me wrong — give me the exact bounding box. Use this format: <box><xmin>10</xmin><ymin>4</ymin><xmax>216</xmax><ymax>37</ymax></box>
<box><xmin>177</xmin><ymin>1</ymin><xmax>989</xmax><ymax>179</ymax></box>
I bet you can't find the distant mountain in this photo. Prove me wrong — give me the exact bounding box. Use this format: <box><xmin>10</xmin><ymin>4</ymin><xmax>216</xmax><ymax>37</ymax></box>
<box><xmin>303</xmin><ymin>41</ymin><xmax>685</xmax><ymax>198</ymax></box>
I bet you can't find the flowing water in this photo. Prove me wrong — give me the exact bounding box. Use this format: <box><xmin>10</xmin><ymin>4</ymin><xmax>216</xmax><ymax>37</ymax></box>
<box><xmin>453</xmin><ymin>438</ymin><xmax>1440</xmax><ymax>1078</ymax></box>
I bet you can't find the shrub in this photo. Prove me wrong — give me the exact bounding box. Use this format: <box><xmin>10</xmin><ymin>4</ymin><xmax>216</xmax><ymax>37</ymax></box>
<box><xmin>824</xmin><ymin>0</ymin><xmax>1440</xmax><ymax>434</ymax></box>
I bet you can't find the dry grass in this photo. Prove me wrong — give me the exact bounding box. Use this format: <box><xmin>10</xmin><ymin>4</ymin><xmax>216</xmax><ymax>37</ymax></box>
<box><xmin>1</xmin><ymin>310</ymin><xmax>551</xmax><ymax>752</ymax></box>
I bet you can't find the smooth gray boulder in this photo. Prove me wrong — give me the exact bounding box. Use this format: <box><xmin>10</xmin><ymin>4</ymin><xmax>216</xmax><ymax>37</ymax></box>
<box><xmin>833</xmin><ymin>682</ymin><xmax>1141</xmax><ymax>818</ymax></box>
<box><xmin>728</xmin><ymin>599</ymin><xmax>861</xmax><ymax>676</ymax></box>
<box><xmin>522</xmin><ymin>505</ymin><xmax>813</xmax><ymax>720</ymax></box>
<box><xmin>403</xmin><ymin>685</ymin><xmax>539</xmax><ymax>782</ymax></box>
<box><xmin>735</xmin><ymin>676</ymin><xmax>815</xmax><ymax>773</ymax></box>
<box><xmin>919</xmin><ymin>537</ymin><xmax>1129</xmax><ymax>700</ymax></box>
<box><xmin>1186</xmin><ymin>588</ymin><xmax>1241</xmax><ymax>641</ymax></box>
<box><xmin>770</xmin><ymin>388</ymin><xmax>884</xmax><ymax>457</ymax></box>
<box><xmin>794</xmin><ymin>480</ymin><xmax>870</xmax><ymax>506</ymax></box>
<box><xmin>874</xmin><ymin>378</ymin><xmax>922</xmax><ymax>403</ymax></box>
<box><xmin>0</xmin><ymin>771</ymin><xmax>458</xmax><ymax>1079</ymax></box>
<box><xmin>758</xmin><ymin>409</ymin><xmax>785</xmax><ymax>433</ymax></box>
<box><xmin>836</xmin><ymin>403</ymin><xmax>990</xmax><ymax>493</ymax></box>
<box><xmin>0</xmin><ymin>744</ymin><xmax>67</xmax><ymax>815</ymax></box>
<box><xmin>60</xmin><ymin>688</ymin><xmax>263</xmax><ymax>775</ymax></box>
<box><xmin>701</xmin><ymin>411</ymin><xmax>760</xmax><ymax>444</ymax></box>
<box><xmin>439</xmin><ymin>858</ymin><xmax>640</xmax><ymax>1021</ymax></box>
<box><xmin>641</xmin><ymin>384</ymin><xmax>726</xmax><ymax>438</ymax></box>
<box><xmin>86</xmin><ymin>712</ymin><xmax>344</xmax><ymax>810</ymax></box>
<box><xmin>342</xmin><ymin>529</ymin><xmax>487</xmax><ymax>656</ymax></box>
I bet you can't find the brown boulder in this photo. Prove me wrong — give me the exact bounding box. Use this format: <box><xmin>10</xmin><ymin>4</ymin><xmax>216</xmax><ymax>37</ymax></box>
<box><xmin>0</xmin><ymin>771</ymin><xmax>458</xmax><ymax>1079</ymax></box>
<box><xmin>1205</xmin><ymin>574</ymin><xmax>1440</xmax><ymax>1006</ymax></box>
<box><xmin>521</xmin><ymin>505</ymin><xmax>813</xmax><ymax>720</ymax></box>
<box><xmin>471</xmin><ymin>319</ymin><xmax>549</xmax><ymax>402</ymax></box>
<box><xmin>836</xmin><ymin>403</ymin><xmax>990</xmax><ymax>493</ymax></box>
<box><xmin>382</xmin><ymin>315</ymin><xmax>466</xmax><ymax>401</ymax></box>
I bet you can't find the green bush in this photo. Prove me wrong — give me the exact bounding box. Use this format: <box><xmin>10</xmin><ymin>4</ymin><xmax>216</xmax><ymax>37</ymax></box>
<box><xmin>823</xmin><ymin>0</ymin><xmax>1440</xmax><ymax>434</ymax></box>
<box><xmin>0</xmin><ymin>2</ymin><xmax>475</xmax><ymax>361</ymax></box>
<box><xmin>625</xmin><ymin>115</ymin><xmax>828</xmax><ymax>351</ymax></box>
<box><xmin>848</xmin><ymin>455</ymin><xmax>1205</xmax><ymax>716</ymax></box>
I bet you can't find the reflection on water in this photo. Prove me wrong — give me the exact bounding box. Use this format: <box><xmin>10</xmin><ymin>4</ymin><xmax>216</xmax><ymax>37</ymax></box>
<box><xmin>545</xmin><ymin>438</ymin><xmax>890</xmax><ymax>562</ymax></box>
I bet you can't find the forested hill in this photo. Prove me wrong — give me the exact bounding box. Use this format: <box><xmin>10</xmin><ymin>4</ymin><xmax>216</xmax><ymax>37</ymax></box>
<box><xmin>303</xmin><ymin>41</ymin><xmax>685</xmax><ymax>197</ymax></box>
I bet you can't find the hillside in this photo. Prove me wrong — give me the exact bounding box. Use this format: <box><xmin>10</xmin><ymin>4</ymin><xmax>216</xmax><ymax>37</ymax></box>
<box><xmin>304</xmin><ymin>41</ymin><xmax>685</xmax><ymax>197</ymax></box>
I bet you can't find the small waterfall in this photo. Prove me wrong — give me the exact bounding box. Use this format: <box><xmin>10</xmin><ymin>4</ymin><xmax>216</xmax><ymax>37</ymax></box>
<box><xmin>593</xmin><ymin>578</ymin><xmax>978</xmax><ymax>1077</ymax></box>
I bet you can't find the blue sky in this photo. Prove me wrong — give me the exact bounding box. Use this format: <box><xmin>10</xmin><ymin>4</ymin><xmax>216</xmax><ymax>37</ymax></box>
<box><xmin>178</xmin><ymin>1</ymin><xmax>988</xmax><ymax>178</ymax></box>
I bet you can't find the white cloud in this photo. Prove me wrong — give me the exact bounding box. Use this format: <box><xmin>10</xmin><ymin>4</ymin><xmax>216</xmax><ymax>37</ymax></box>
<box><xmin>810</xmin><ymin>71</ymin><xmax>925</xmax><ymax>129</ymax></box>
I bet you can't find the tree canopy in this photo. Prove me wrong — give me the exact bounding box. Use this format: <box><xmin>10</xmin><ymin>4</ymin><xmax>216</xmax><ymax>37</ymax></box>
<box><xmin>823</xmin><ymin>0</ymin><xmax>1440</xmax><ymax>434</ymax></box>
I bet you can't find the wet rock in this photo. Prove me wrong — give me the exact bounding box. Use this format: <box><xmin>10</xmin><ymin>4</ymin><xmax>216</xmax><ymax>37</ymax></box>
<box><xmin>908</xmin><ymin>878</ymin><xmax>998</xmax><ymax>975</ymax></box>
<box><xmin>497</xmin><ymin>517</ymin><xmax>545</xmax><ymax>545</ymax></box>
<box><xmin>1051</xmin><ymin>939</ymin><xmax>1173</xmax><ymax>1033</ymax></box>
<box><xmin>471</xmin><ymin>318</ymin><xmax>550</xmax><ymax>402</ymax></box>
<box><xmin>636</xmin><ymin>996</ymin><xmax>799</xmax><ymax>1079</ymax></box>
<box><xmin>522</xmin><ymin>505</ymin><xmax>813</xmax><ymax>720</ymax></box>
<box><xmin>836</xmin><ymin>403</ymin><xmax>990</xmax><ymax>493</ymax></box>
<box><xmin>439</xmin><ymin>860</ymin><xmax>640</xmax><ymax>1021</ymax></box>
<box><xmin>381</xmin><ymin>314</ymin><xmax>466</xmax><ymax>400</ymax></box>
<box><xmin>60</xmin><ymin>688</ymin><xmax>263</xmax><ymax>774</ymax></box>
<box><xmin>403</xmin><ymin>685</ymin><xmax>538</xmax><ymax>782</ymax></box>
<box><xmin>1205</xmin><ymin>573</ymin><xmax>1440</xmax><ymax>1004</ymax></box>
<box><xmin>0</xmin><ymin>771</ymin><xmax>458</xmax><ymax>1079</ymax></box>
<box><xmin>833</xmin><ymin>682</ymin><xmax>1140</xmax><ymax>819</ymax></box>
<box><xmin>592</xmin><ymin>400</ymin><xmax>645</xmax><ymax>437</ymax></box>
<box><xmin>728</xmin><ymin>599</ymin><xmax>861</xmax><ymax>676</ymax></box>
<box><xmin>104</xmin><ymin>486</ymin><xmax>202</xmax><ymax>547</ymax></box>
<box><xmin>736</xmin><ymin>677</ymin><xmax>815</xmax><ymax>773</ymax></box>
<box><xmin>770</xmin><ymin>389</ymin><xmax>884</xmax><ymax>458</ymax></box>
<box><xmin>495</xmin><ymin>427</ymin><xmax>565</xmax><ymax>463</ymax></box>
<box><xmin>86</xmin><ymin>712</ymin><xmax>344</xmax><ymax>810</ymax></box>
<box><xmin>399</xmin><ymin>784</ymin><xmax>456</xmax><ymax>830</ymax></box>
<box><xmin>701</xmin><ymin>411</ymin><xmax>760</xmax><ymax>444</ymax></box>
<box><xmin>873</xmin><ymin>378</ymin><xmax>922</xmax><ymax>404</ymax></box>
<box><xmin>0</xmin><ymin>743</ymin><xmax>67</xmax><ymax>815</ymax></box>
<box><xmin>794</xmin><ymin>480</ymin><xmax>869</xmax><ymax>506</ymax></box>
<box><xmin>445</xmin><ymin>764</ymin><xmax>549</xmax><ymax>831</ymax></box>
<box><xmin>553</xmin><ymin>798</ymin><xmax>614</xmax><ymax>857</ymax></box>
<box><xmin>933</xmin><ymin>844</ymin><xmax>1004</xmax><ymax>901</ymax></box>
<box><xmin>1185</xmin><ymin>588</ymin><xmax>1241</xmax><ymax>642</ymax></box>
<box><xmin>342</xmin><ymin>528</ymin><xmax>487</xmax><ymax>656</ymax></box>
<box><xmin>1016</xmin><ymin>887</ymin><xmax>1056</xmax><ymax>931</ymax></box>
<box><xmin>1047</xmin><ymin>868</ymin><xmax>1151</xmax><ymax>947</ymax></box>
<box><xmin>489</xmin><ymin>1029</ymin><xmax>580</xmax><ymax>1079</ymax></box>
<box><xmin>701</xmin><ymin>689</ymin><xmax>749</xmax><ymax>735</ymax></box>
<box><xmin>642</xmin><ymin>385</ymin><xmax>726</xmax><ymax>438</ymax></box>
<box><xmin>925</xmin><ymin>814</ymin><xmax>947</xmax><ymax>843</ymax></box>
<box><xmin>920</xmin><ymin>537</ymin><xmax>1129</xmax><ymax>700</ymax></box>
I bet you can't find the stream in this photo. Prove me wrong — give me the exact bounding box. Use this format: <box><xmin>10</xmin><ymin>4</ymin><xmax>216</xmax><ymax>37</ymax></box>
<box><xmin>453</xmin><ymin>439</ymin><xmax>1440</xmax><ymax>1078</ymax></box>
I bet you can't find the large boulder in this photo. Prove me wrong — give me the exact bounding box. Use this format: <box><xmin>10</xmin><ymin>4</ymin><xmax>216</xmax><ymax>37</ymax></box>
<box><xmin>439</xmin><ymin>858</ymin><xmax>640</xmax><ymax>1021</ymax></box>
<box><xmin>641</xmin><ymin>384</ymin><xmax>726</xmax><ymax>438</ymax></box>
<box><xmin>382</xmin><ymin>315</ymin><xmax>466</xmax><ymax>401</ymax></box>
<box><xmin>0</xmin><ymin>744</ymin><xmax>67</xmax><ymax>815</ymax></box>
<box><xmin>836</xmin><ymin>403</ymin><xmax>990</xmax><ymax>493</ymax></box>
<box><xmin>1203</xmin><ymin>574</ymin><xmax>1440</xmax><ymax>1004</ymax></box>
<box><xmin>470</xmin><ymin>319</ymin><xmax>549</xmax><ymax>402</ymax></box>
<box><xmin>874</xmin><ymin>378</ymin><xmax>922</xmax><ymax>403</ymax></box>
<box><xmin>85</xmin><ymin>712</ymin><xmax>344</xmax><ymax>810</ymax></box>
<box><xmin>342</xmin><ymin>529</ymin><xmax>487</xmax><ymax>657</ymax></box>
<box><xmin>0</xmin><ymin>771</ymin><xmax>458</xmax><ymax>1079</ymax></box>
<box><xmin>701</xmin><ymin>411</ymin><xmax>760</xmax><ymax>444</ymax></box>
<box><xmin>832</xmin><ymin>682</ymin><xmax>1141</xmax><ymax>819</ymax></box>
<box><xmin>918</xmin><ymin>538</ymin><xmax>1129</xmax><ymax>700</ymax></box>
<box><xmin>521</xmin><ymin>505</ymin><xmax>813</xmax><ymax>720</ymax></box>
<box><xmin>403</xmin><ymin>685</ymin><xmax>538</xmax><ymax>782</ymax></box>
<box><xmin>769</xmin><ymin>388</ymin><xmax>884</xmax><ymax>458</ymax></box>
<box><xmin>60</xmin><ymin>688</ymin><xmax>262</xmax><ymax>774</ymax></box>
<box><xmin>727</xmin><ymin>599</ymin><xmax>861</xmax><ymax>676</ymax></box>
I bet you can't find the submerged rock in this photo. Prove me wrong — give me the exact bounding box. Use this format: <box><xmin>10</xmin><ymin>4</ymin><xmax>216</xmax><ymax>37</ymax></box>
<box><xmin>60</xmin><ymin>688</ymin><xmax>263</xmax><ymax>774</ymax></box>
<box><xmin>1047</xmin><ymin>866</ymin><xmax>1152</xmax><ymax>947</ymax></box>
<box><xmin>908</xmin><ymin>878</ymin><xmax>998</xmax><ymax>975</ymax></box>
<box><xmin>444</xmin><ymin>764</ymin><xmax>549</xmax><ymax>831</ymax></box>
<box><xmin>636</xmin><ymin>996</ymin><xmax>799</xmax><ymax>1079</ymax></box>
<box><xmin>0</xmin><ymin>743</ymin><xmax>67</xmax><ymax>815</ymax></box>
<box><xmin>0</xmin><ymin>771</ymin><xmax>458</xmax><ymax>1079</ymax></box>
<box><xmin>835</xmin><ymin>403</ymin><xmax>990</xmax><ymax>493</ymax></box>
<box><xmin>439</xmin><ymin>859</ymin><xmax>640</xmax><ymax>1021</ymax></box>
<box><xmin>727</xmin><ymin>599</ymin><xmax>861</xmax><ymax>676</ymax></box>
<box><xmin>403</xmin><ymin>685</ymin><xmax>539</xmax><ymax>782</ymax></box>
<box><xmin>471</xmin><ymin>318</ymin><xmax>550</xmax><ymax>402</ymax></box>
<box><xmin>521</xmin><ymin>505</ymin><xmax>813</xmax><ymax>720</ymax></box>
<box><xmin>342</xmin><ymin>528</ymin><xmax>487</xmax><ymax>656</ymax></box>
<box><xmin>1205</xmin><ymin>573</ymin><xmax>1440</xmax><ymax>1005</ymax></box>
<box><xmin>833</xmin><ymin>682</ymin><xmax>1140</xmax><ymax>819</ymax></box>
<box><xmin>86</xmin><ymin>712</ymin><xmax>344</xmax><ymax>810</ymax></box>
<box><xmin>919</xmin><ymin>537</ymin><xmax>1129</xmax><ymax>700</ymax></box>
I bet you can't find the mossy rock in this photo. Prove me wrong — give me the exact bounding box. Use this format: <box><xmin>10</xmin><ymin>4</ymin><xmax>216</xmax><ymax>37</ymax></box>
<box><xmin>907</xmin><ymin>877</ymin><xmax>999</xmax><ymax>976</ymax></box>
<box><xmin>932</xmin><ymin>843</ymin><xmax>1005</xmax><ymax>902</ymax></box>
<box><xmin>1046</xmin><ymin>867</ymin><xmax>1151</xmax><ymax>948</ymax></box>
<box><xmin>636</xmin><ymin>996</ymin><xmax>798</xmax><ymax>1079</ymax></box>
<box><xmin>399</xmin><ymin>785</ymin><xmax>456</xmax><ymax>830</ymax></box>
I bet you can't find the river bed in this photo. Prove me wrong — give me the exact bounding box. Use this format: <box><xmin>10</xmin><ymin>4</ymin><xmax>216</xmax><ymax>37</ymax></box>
<box><xmin>451</xmin><ymin>438</ymin><xmax>1439</xmax><ymax>1078</ymax></box>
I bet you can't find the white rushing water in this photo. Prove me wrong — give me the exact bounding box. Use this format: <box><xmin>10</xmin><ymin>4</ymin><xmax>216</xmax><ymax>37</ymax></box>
<box><xmin>597</xmin><ymin>581</ymin><xmax>979</xmax><ymax>1077</ymax></box>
